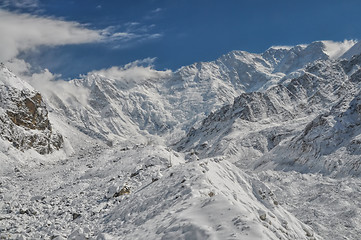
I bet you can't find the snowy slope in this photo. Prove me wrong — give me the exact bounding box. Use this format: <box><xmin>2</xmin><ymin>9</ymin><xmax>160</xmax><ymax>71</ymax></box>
<box><xmin>46</xmin><ymin>72</ymin><xmax>172</xmax><ymax>147</ymax></box>
<box><xmin>252</xmin><ymin>56</ymin><xmax>361</xmax><ymax>177</ymax></box>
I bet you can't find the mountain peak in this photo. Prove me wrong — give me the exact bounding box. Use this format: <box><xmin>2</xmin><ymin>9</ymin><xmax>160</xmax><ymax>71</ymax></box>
<box><xmin>0</xmin><ymin>64</ymin><xmax>34</xmax><ymax>91</ymax></box>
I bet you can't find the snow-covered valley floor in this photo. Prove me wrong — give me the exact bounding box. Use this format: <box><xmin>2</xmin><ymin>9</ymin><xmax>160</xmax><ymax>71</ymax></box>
<box><xmin>1</xmin><ymin>141</ymin><xmax>359</xmax><ymax>239</ymax></box>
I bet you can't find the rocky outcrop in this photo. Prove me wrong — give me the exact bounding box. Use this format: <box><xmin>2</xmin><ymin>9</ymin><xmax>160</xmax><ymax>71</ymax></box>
<box><xmin>6</xmin><ymin>92</ymin><xmax>50</xmax><ymax>131</ymax></box>
<box><xmin>0</xmin><ymin>67</ymin><xmax>63</xmax><ymax>154</ymax></box>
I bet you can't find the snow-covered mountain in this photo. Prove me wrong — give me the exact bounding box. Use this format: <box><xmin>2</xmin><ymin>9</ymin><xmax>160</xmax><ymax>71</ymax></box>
<box><xmin>37</xmin><ymin>41</ymin><xmax>353</xmax><ymax>146</ymax></box>
<box><xmin>1</xmin><ymin>40</ymin><xmax>361</xmax><ymax>239</ymax></box>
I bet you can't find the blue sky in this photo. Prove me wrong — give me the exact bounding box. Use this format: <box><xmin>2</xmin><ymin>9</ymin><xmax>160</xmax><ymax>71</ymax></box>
<box><xmin>1</xmin><ymin>0</ymin><xmax>361</xmax><ymax>78</ymax></box>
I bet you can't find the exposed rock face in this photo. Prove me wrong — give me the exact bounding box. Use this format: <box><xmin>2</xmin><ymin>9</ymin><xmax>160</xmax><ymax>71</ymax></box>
<box><xmin>0</xmin><ymin>67</ymin><xmax>63</xmax><ymax>154</ymax></box>
<box><xmin>6</xmin><ymin>92</ymin><xmax>50</xmax><ymax>131</ymax></box>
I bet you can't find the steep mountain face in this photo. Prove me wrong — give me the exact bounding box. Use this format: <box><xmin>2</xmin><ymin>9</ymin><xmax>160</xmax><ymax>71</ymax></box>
<box><xmin>175</xmin><ymin>58</ymin><xmax>354</xmax><ymax>167</ymax></box>
<box><xmin>252</xmin><ymin>55</ymin><xmax>361</xmax><ymax>177</ymax></box>
<box><xmin>0</xmin><ymin>65</ymin><xmax>63</xmax><ymax>154</ymax></box>
<box><xmin>43</xmin><ymin>71</ymin><xmax>174</xmax><ymax>147</ymax></box>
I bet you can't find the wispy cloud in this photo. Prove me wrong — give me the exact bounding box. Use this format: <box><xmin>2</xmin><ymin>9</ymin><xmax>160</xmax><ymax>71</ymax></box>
<box><xmin>5</xmin><ymin>58</ymin><xmax>90</xmax><ymax>106</ymax></box>
<box><xmin>152</xmin><ymin>8</ymin><xmax>163</xmax><ymax>13</ymax></box>
<box><xmin>101</xmin><ymin>22</ymin><xmax>163</xmax><ymax>49</ymax></box>
<box><xmin>110</xmin><ymin>33</ymin><xmax>163</xmax><ymax>49</ymax></box>
<box><xmin>0</xmin><ymin>8</ymin><xmax>162</xmax><ymax>62</ymax></box>
<box><xmin>0</xmin><ymin>0</ymin><xmax>40</xmax><ymax>10</ymax></box>
<box><xmin>144</xmin><ymin>7</ymin><xmax>165</xmax><ymax>20</ymax></box>
<box><xmin>0</xmin><ymin>9</ymin><xmax>104</xmax><ymax>62</ymax></box>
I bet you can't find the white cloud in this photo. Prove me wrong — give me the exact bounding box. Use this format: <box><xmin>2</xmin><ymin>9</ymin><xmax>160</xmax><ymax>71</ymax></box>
<box><xmin>0</xmin><ymin>9</ymin><xmax>103</xmax><ymax>62</ymax></box>
<box><xmin>269</xmin><ymin>45</ymin><xmax>293</xmax><ymax>50</ymax></box>
<box><xmin>110</xmin><ymin>32</ymin><xmax>137</xmax><ymax>41</ymax></box>
<box><xmin>5</xmin><ymin>59</ymin><xmax>90</xmax><ymax>106</ymax></box>
<box><xmin>110</xmin><ymin>32</ymin><xmax>163</xmax><ymax>50</ymax></box>
<box><xmin>148</xmin><ymin>33</ymin><xmax>162</xmax><ymax>39</ymax></box>
<box><xmin>322</xmin><ymin>40</ymin><xmax>357</xmax><ymax>59</ymax></box>
<box><xmin>87</xmin><ymin>58</ymin><xmax>171</xmax><ymax>83</ymax></box>
<box><xmin>31</xmin><ymin>69</ymin><xmax>90</xmax><ymax>106</ymax></box>
<box><xmin>0</xmin><ymin>8</ymin><xmax>165</xmax><ymax>98</ymax></box>
<box><xmin>0</xmin><ymin>8</ymin><xmax>164</xmax><ymax>63</ymax></box>
<box><xmin>5</xmin><ymin>58</ymin><xmax>32</xmax><ymax>75</ymax></box>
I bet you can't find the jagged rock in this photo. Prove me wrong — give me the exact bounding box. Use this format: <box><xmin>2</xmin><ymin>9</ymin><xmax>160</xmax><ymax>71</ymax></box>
<box><xmin>19</xmin><ymin>208</ymin><xmax>37</xmax><ymax>216</ymax></box>
<box><xmin>72</xmin><ymin>213</ymin><xmax>81</xmax><ymax>221</ymax></box>
<box><xmin>113</xmin><ymin>185</ymin><xmax>131</xmax><ymax>197</ymax></box>
<box><xmin>259</xmin><ymin>211</ymin><xmax>267</xmax><ymax>221</ymax></box>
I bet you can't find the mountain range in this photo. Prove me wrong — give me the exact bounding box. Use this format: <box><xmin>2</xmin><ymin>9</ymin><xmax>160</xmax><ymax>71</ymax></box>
<box><xmin>1</xmin><ymin>40</ymin><xmax>361</xmax><ymax>239</ymax></box>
